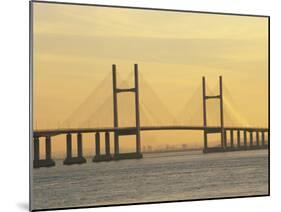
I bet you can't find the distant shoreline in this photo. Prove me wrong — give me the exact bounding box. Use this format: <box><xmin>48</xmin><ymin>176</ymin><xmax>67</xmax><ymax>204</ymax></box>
<box><xmin>142</xmin><ymin>148</ymin><xmax>202</xmax><ymax>154</ymax></box>
<box><xmin>48</xmin><ymin>148</ymin><xmax>203</xmax><ymax>160</ymax></box>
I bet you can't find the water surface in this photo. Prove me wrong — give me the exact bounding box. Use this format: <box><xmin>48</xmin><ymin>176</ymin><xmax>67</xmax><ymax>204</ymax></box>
<box><xmin>33</xmin><ymin>150</ymin><xmax>268</xmax><ymax>210</ymax></box>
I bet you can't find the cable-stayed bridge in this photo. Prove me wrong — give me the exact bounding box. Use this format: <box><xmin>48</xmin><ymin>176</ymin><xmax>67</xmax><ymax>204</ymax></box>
<box><xmin>33</xmin><ymin>64</ymin><xmax>268</xmax><ymax>168</ymax></box>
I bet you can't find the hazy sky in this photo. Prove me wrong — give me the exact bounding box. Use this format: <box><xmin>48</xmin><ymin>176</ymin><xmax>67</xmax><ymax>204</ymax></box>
<box><xmin>33</xmin><ymin>2</ymin><xmax>268</xmax><ymax>156</ymax></box>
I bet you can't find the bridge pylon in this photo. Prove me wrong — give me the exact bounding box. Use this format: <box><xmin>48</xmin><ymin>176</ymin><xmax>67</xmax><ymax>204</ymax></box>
<box><xmin>202</xmin><ymin>76</ymin><xmax>225</xmax><ymax>152</ymax></box>
<box><xmin>111</xmin><ymin>64</ymin><xmax>142</xmax><ymax>160</ymax></box>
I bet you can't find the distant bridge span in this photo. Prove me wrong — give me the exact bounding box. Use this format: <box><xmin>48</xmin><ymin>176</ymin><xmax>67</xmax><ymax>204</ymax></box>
<box><xmin>33</xmin><ymin>125</ymin><xmax>268</xmax><ymax>138</ymax></box>
<box><xmin>32</xmin><ymin>64</ymin><xmax>269</xmax><ymax>168</ymax></box>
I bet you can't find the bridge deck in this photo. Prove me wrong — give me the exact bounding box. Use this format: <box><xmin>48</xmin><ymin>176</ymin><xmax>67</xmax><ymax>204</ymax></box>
<box><xmin>33</xmin><ymin>125</ymin><xmax>268</xmax><ymax>137</ymax></box>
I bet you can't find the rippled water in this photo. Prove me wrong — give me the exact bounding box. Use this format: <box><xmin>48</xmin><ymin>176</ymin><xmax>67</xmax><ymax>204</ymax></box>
<box><xmin>32</xmin><ymin>150</ymin><xmax>268</xmax><ymax>210</ymax></box>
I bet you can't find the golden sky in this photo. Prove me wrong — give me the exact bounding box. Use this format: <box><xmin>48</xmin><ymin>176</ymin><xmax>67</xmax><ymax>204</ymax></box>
<box><xmin>33</xmin><ymin>2</ymin><xmax>268</xmax><ymax>157</ymax></box>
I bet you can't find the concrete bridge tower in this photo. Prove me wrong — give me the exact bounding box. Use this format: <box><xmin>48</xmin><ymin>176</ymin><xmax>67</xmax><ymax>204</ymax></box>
<box><xmin>111</xmin><ymin>64</ymin><xmax>142</xmax><ymax>160</ymax></box>
<box><xmin>202</xmin><ymin>76</ymin><xmax>225</xmax><ymax>152</ymax></box>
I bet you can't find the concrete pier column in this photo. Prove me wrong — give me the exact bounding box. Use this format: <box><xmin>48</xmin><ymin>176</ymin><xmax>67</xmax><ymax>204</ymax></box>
<box><xmin>114</xmin><ymin>133</ymin><xmax>119</xmax><ymax>156</ymax></box>
<box><xmin>203</xmin><ymin>131</ymin><xmax>208</xmax><ymax>151</ymax></box>
<box><xmin>244</xmin><ymin>130</ymin><xmax>247</xmax><ymax>147</ymax></box>
<box><xmin>105</xmin><ymin>132</ymin><xmax>110</xmax><ymax>157</ymax></box>
<box><xmin>95</xmin><ymin>132</ymin><xmax>100</xmax><ymax>156</ymax></box>
<box><xmin>33</xmin><ymin>137</ymin><xmax>40</xmax><ymax>162</ymax></box>
<box><xmin>230</xmin><ymin>130</ymin><xmax>234</xmax><ymax>148</ymax></box>
<box><xmin>250</xmin><ymin>131</ymin><xmax>253</xmax><ymax>147</ymax></box>
<box><xmin>66</xmin><ymin>133</ymin><xmax>72</xmax><ymax>159</ymax></box>
<box><xmin>45</xmin><ymin>136</ymin><xmax>51</xmax><ymax>160</ymax></box>
<box><xmin>237</xmin><ymin>130</ymin><xmax>241</xmax><ymax>148</ymax></box>
<box><xmin>34</xmin><ymin>136</ymin><xmax>55</xmax><ymax>168</ymax></box>
<box><xmin>256</xmin><ymin>131</ymin><xmax>260</xmax><ymax>146</ymax></box>
<box><xmin>221</xmin><ymin>131</ymin><xmax>224</xmax><ymax>148</ymax></box>
<box><xmin>261</xmin><ymin>131</ymin><xmax>265</xmax><ymax>146</ymax></box>
<box><xmin>44</xmin><ymin>136</ymin><xmax>55</xmax><ymax>167</ymax></box>
<box><xmin>64</xmin><ymin>133</ymin><xmax>86</xmax><ymax>165</ymax></box>
<box><xmin>77</xmin><ymin>133</ymin><xmax>83</xmax><ymax>158</ymax></box>
<box><xmin>224</xmin><ymin>131</ymin><xmax>227</xmax><ymax>148</ymax></box>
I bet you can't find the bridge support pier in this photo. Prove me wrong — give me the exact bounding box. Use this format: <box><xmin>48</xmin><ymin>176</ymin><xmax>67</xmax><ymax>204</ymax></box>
<box><xmin>256</xmin><ymin>131</ymin><xmax>260</xmax><ymax>146</ymax></box>
<box><xmin>93</xmin><ymin>132</ymin><xmax>112</xmax><ymax>162</ymax></box>
<box><xmin>92</xmin><ymin>132</ymin><xmax>100</xmax><ymax>161</ymax></box>
<box><xmin>221</xmin><ymin>132</ymin><xmax>224</xmax><ymax>148</ymax></box>
<box><xmin>114</xmin><ymin>134</ymin><xmax>119</xmax><ymax>156</ymax></box>
<box><xmin>261</xmin><ymin>131</ymin><xmax>265</xmax><ymax>146</ymax></box>
<box><xmin>64</xmin><ymin>133</ymin><xmax>86</xmax><ymax>165</ymax></box>
<box><xmin>230</xmin><ymin>130</ymin><xmax>234</xmax><ymax>148</ymax></box>
<box><xmin>244</xmin><ymin>130</ymin><xmax>247</xmax><ymax>147</ymax></box>
<box><xmin>105</xmin><ymin>132</ymin><xmax>111</xmax><ymax>160</ymax></box>
<box><xmin>33</xmin><ymin>137</ymin><xmax>39</xmax><ymax>168</ymax></box>
<box><xmin>33</xmin><ymin>136</ymin><xmax>55</xmax><ymax>168</ymax></box>
<box><xmin>203</xmin><ymin>132</ymin><xmax>208</xmax><ymax>151</ymax></box>
<box><xmin>224</xmin><ymin>131</ymin><xmax>227</xmax><ymax>148</ymax></box>
<box><xmin>250</xmin><ymin>131</ymin><xmax>253</xmax><ymax>147</ymax></box>
<box><xmin>237</xmin><ymin>130</ymin><xmax>241</xmax><ymax>148</ymax></box>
